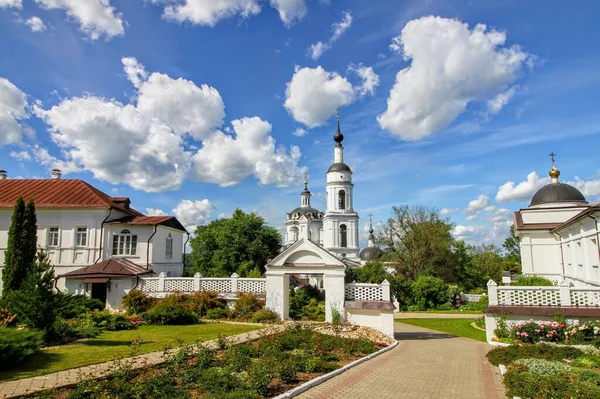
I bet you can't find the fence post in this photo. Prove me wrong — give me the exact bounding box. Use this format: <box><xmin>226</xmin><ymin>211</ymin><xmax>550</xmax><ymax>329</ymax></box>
<box><xmin>158</xmin><ymin>272</ymin><xmax>166</xmax><ymax>292</ymax></box>
<box><xmin>559</xmin><ymin>279</ymin><xmax>571</xmax><ymax>306</ymax></box>
<box><xmin>194</xmin><ymin>272</ymin><xmax>202</xmax><ymax>292</ymax></box>
<box><xmin>231</xmin><ymin>273</ymin><xmax>239</xmax><ymax>293</ymax></box>
<box><xmin>487</xmin><ymin>280</ymin><xmax>498</xmax><ymax>305</ymax></box>
<box><xmin>381</xmin><ymin>279</ymin><xmax>391</xmax><ymax>301</ymax></box>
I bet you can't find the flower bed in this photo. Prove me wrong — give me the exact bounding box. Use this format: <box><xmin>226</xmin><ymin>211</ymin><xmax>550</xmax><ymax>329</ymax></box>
<box><xmin>492</xmin><ymin>318</ymin><xmax>600</xmax><ymax>347</ymax></box>
<box><xmin>29</xmin><ymin>324</ymin><xmax>388</xmax><ymax>399</ymax></box>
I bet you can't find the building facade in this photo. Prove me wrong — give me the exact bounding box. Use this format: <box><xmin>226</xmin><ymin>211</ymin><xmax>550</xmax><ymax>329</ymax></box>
<box><xmin>0</xmin><ymin>169</ymin><xmax>188</xmax><ymax>308</ymax></box>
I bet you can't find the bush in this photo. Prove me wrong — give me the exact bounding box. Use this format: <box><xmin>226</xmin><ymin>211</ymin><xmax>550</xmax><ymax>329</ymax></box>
<box><xmin>188</xmin><ymin>291</ymin><xmax>226</xmax><ymax>317</ymax></box>
<box><xmin>250</xmin><ymin>309</ymin><xmax>279</xmax><ymax>323</ymax></box>
<box><xmin>571</xmin><ymin>355</ymin><xmax>600</xmax><ymax>369</ymax></box>
<box><xmin>510</xmin><ymin>319</ymin><xmax>566</xmax><ymax>344</ymax></box>
<box><xmin>143</xmin><ymin>302</ymin><xmax>198</xmax><ymax>325</ymax></box>
<box><xmin>410</xmin><ymin>275</ymin><xmax>449</xmax><ymax>310</ymax></box>
<box><xmin>459</xmin><ymin>296</ymin><xmax>488</xmax><ymax>312</ymax></box>
<box><xmin>231</xmin><ymin>293</ymin><xmax>263</xmax><ymax>319</ymax></box>
<box><xmin>0</xmin><ymin>307</ymin><xmax>17</xmax><ymax>327</ymax></box>
<box><xmin>277</xmin><ymin>359</ymin><xmax>298</xmax><ymax>383</ymax></box>
<box><xmin>486</xmin><ymin>344</ymin><xmax>583</xmax><ymax>366</ymax></box>
<box><xmin>122</xmin><ymin>290</ymin><xmax>155</xmax><ymax>315</ymax></box>
<box><xmin>504</xmin><ymin>370</ymin><xmax>600</xmax><ymax>398</ymax></box>
<box><xmin>289</xmin><ymin>286</ymin><xmax>325</xmax><ymax>321</ymax></box>
<box><xmin>205</xmin><ymin>308</ymin><xmax>230</xmax><ymax>320</ymax></box>
<box><xmin>0</xmin><ymin>327</ymin><xmax>44</xmax><ymax>368</ymax></box>
<box><xmin>511</xmin><ymin>276</ymin><xmax>554</xmax><ymax>286</ymax></box>
<box><xmin>512</xmin><ymin>358</ymin><xmax>571</xmax><ymax>375</ymax></box>
<box><xmin>247</xmin><ymin>360</ymin><xmax>273</xmax><ymax>396</ymax></box>
<box><xmin>55</xmin><ymin>292</ymin><xmax>104</xmax><ymax>319</ymax></box>
<box><xmin>225</xmin><ymin>346</ymin><xmax>251</xmax><ymax>372</ymax></box>
<box><xmin>566</xmin><ymin>320</ymin><xmax>600</xmax><ymax>344</ymax></box>
<box><xmin>82</xmin><ymin>310</ymin><xmax>136</xmax><ymax>331</ymax></box>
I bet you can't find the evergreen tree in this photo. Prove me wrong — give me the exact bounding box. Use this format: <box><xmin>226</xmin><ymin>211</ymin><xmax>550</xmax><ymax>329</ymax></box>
<box><xmin>2</xmin><ymin>197</ymin><xmax>26</xmax><ymax>296</ymax></box>
<box><xmin>21</xmin><ymin>200</ymin><xmax>38</xmax><ymax>280</ymax></box>
<box><xmin>6</xmin><ymin>251</ymin><xmax>56</xmax><ymax>334</ymax></box>
<box><xmin>503</xmin><ymin>225</ymin><xmax>522</xmax><ymax>274</ymax></box>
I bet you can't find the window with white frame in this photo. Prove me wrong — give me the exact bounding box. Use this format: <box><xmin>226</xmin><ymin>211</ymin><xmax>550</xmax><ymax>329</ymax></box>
<box><xmin>112</xmin><ymin>229</ymin><xmax>137</xmax><ymax>256</ymax></box>
<box><xmin>76</xmin><ymin>226</ymin><xmax>88</xmax><ymax>247</ymax></box>
<box><xmin>166</xmin><ymin>233</ymin><xmax>173</xmax><ymax>258</ymax></box>
<box><xmin>47</xmin><ymin>226</ymin><xmax>60</xmax><ymax>247</ymax></box>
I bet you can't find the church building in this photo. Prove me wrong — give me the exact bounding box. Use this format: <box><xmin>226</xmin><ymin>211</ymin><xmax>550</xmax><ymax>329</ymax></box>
<box><xmin>514</xmin><ymin>155</ymin><xmax>600</xmax><ymax>287</ymax></box>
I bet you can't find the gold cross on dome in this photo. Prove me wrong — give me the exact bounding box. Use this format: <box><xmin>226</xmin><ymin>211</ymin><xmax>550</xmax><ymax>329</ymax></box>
<box><xmin>549</xmin><ymin>152</ymin><xmax>557</xmax><ymax>165</ymax></box>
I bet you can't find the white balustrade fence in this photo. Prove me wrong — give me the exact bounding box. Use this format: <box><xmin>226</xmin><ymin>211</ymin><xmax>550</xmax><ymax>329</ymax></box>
<box><xmin>137</xmin><ymin>273</ymin><xmax>265</xmax><ymax>295</ymax></box>
<box><xmin>345</xmin><ymin>280</ymin><xmax>391</xmax><ymax>301</ymax></box>
<box><xmin>487</xmin><ymin>279</ymin><xmax>600</xmax><ymax>307</ymax></box>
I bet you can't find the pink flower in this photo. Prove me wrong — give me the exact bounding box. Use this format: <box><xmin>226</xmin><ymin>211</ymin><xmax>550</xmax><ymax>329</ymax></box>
<box><xmin>522</xmin><ymin>332</ymin><xmax>529</xmax><ymax>337</ymax></box>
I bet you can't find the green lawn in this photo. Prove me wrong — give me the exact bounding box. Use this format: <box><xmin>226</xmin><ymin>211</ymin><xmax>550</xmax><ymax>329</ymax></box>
<box><xmin>398</xmin><ymin>318</ymin><xmax>487</xmax><ymax>342</ymax></box>
<box><xmin>0</xmin><ymin>323</ymin><xmax>259</xmax><ymax>382</ymax></box>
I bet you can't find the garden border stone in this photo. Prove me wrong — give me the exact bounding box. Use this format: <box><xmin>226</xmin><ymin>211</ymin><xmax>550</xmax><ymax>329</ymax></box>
<box><xmin>273</xmin><ymin>339</ymin><xmax>399</xmax><ymax>399</ymax></box>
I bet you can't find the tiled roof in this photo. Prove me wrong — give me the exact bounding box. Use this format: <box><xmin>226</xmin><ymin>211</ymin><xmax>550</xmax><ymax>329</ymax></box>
<box><xmin>513</xmin><ymin>211</ymin><xmax>562</xmax><ymax>231</ymax></box>
<box><xmin>0</xmin><ymin>179</ymin><xmax>140</xmax><ymax>215</ymax></box>
<box><xmin>59</xmin><ymin>258</ymin><xmax>151</xmax><ymax>279</ymax></box>
<box><xmin>108</xmin><ymin>215</ymin><xmax>188</xmax><ymax>232</ymax></box>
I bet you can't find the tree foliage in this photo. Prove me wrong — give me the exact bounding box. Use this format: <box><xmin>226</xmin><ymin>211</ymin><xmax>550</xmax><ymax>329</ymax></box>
<box><xmin>503</xmin><ymin>224</ymin><xmax>522</xmax><ymax>274</ymax></box>
<box><xmin>188</xmin><ymin>209</ymin><xmax>281</xmax><ymax>277</ymax></box>
<box><xmin>2</xmin><ymin>197</ymin><xmax>26</xmax><ymax>295</ymax></box>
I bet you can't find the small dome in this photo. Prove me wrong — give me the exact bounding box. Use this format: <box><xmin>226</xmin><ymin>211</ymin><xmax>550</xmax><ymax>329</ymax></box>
<box><xmin>359</xmin><ymin>246</ymin><xmax>382</xmax><ymax>261</ymax></box>
<box><xmin>530</xmin><ymin>183</ymin><xmax>587</xmax><ymax>207</ymax></box>
<box><xmin>288</xmin><ymin>206</ymin><xmax>322</xmax><ymax>218</ymax></box>
<box><xmin>327</xmin><ymin>162</ymin><xmax>352</xmax><ymax>173</ymax></box>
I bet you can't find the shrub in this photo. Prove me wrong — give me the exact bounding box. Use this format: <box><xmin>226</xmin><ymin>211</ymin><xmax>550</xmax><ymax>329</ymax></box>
<box><xmin>410</xmin><ymin>276</ymin><xmax>449</xmax><ymax>310</ymax></box>
<box><xmin>143</xmin><ymin>302</ymin><xmax>198</xmax><ymax>325</ymax></box>
<box><xmin>195</xmin><ymin>344</ymin><xmax>215</xmax><ymax>369</ymax></box>
<box><xmin>277</xmin><ymin>359</ymin><xmax>298</xmax><ymax>383</ymax></box>
<box><xmin>231</xmin><ymin>293</ymin><xmax>263</xmax><ymax>319</ymax></box>
<box><xmin>571</xmin><ymin>355</ymin><xmax>600</xmax><ymax>369</ymax></box>
<box><xmin>460</xmin><ymin>295</ymin><xmax>488</xmax><ymax>312</ymax></box>
<box><xmin>504</xmin><ymin>370</ymin><xmax>600</xmax><ymax>398</ymax></box>
<box><xmin>0</xmin><ymin>327</ymin><xmax>44</xmax><ymax>368</ymax></box>
<box><xmin>188</xmin><ymin>291</ymin><xmax>226</xmax><ymax>317</ymax></box>
<box><xmin>510</xmin><ymin>319</ymin><xmax>566</xmax><ymax>344</ymax></box>
<box><xmin>55</xmin><ymin>292</ymin><xmax>104</xmax><ymax>319</ymax></box>
<box><xmin>493</xmin><ymin>315</ymin><xmax>509</xmax><ymax>338</ymax></box>
<box><xmin>512</xmin><ymin>276</ymin><xmax>554</xmax><ymax>286</ymax></box>
<box><xmin>512</xmin><ymin>358</ymin><xmax>571</xmax><ymax>375</ymax></box>
<box><xmin>205</xmin><ymin>308</ymin><xmax>230</xmax><ymax>320</ymax></box>
<box><xmin>0</xmin><ymin>307</ymin><xmax>17</xmax><ymax>327</ymax></box>
<box><xmin>84</xmin><ymin>310</ymin><xmax>136</xmax><ymax>331</ymax></box>
<box><xmin>565</xmin><ymin>320</ymin><xmax>600</xmax><ymax>344</ymax></box>
<box><xmin>247</xmin><ymin>360</ymin><xmax>273</xmax><ymax>396</ymax></box>
<box><xmin>249</xmin><ymin>309</ymin><xmax>279</xmax><ymax>323</ymax></box>
<box><xmin>199</xmin><ymin>367</ymin><xmax>244</xmax><ymax>394</ymax></box>
<box><xmin>486</xmin><ymin>344</ymin><xmax>583</xmax><ymax>366</ymax></box>
<box><xmin>289</xmin><ymin>286</ymin><xmax>325</xmax><ymax>321</ymax></box>
<box><xmin>225</xmin><ymin>346</ymin><xmax>251</xmax><ymax>372</ymax></box>
<box><xmin>122</xmin><ymin>290</ymin><xmax>155</xmax><ymax>315</ymax></box>
<box><xmin>474</xmin><ymin>316</ymin><xmax>485</xmax><ymax>329</ymax></box>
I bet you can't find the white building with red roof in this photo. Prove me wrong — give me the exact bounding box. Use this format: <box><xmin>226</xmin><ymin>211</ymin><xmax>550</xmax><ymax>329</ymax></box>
<box><xmin>0</xmin><ymin>169</ymin><xmax>188</xmax><ymax>309</ymax></box>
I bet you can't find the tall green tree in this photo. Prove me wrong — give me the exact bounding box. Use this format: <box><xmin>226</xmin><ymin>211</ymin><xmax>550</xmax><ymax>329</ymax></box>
<box><xmin>472</xmin><ymin>244</ymin><xmax>504</xmax><ymax>283</ymax></box>
<box><xmin>377</xmin><ymin>205</ymin><xmax>455</xmax><ymax>279</ymax></box>
<box><xmin>188</xmin><ymin>209</ymin><xmax>281</xmax><ymax>277</ymax></box>
<box><xmin>2</xmin><ymin>197</ymin><xmax>27</xmax><ymax>295</ymax></box>
<box><xmin>22</xmin><ymin>200</ymin><xmax>38</xmax><ymax>278</ymax></box>
<box><xmin>502</xmin><ymin>224</ymin><xmax>522</xmax><ymax>274</ymax></box>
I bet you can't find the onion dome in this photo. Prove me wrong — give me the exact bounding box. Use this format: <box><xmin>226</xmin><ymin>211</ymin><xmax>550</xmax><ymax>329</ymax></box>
<box><xmin>529</xmin><ymin>154</ymin><xmax>588</xmax><ymax>207</ymax></box>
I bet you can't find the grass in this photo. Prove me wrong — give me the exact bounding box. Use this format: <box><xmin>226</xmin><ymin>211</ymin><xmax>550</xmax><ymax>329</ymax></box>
<box><xmin>398</xmin><ymin>318</ymin><xmax>487</xmax><ymax>342</ymax></box>
<box><xmin>0</xmin><ymin>323</ymin><xmax>259</xmax><ymax>382</ymax></box>
<box><xmin>398</xmin><ymin>309</ymin><xmax>483</xmax><ymax>314</ymax></box>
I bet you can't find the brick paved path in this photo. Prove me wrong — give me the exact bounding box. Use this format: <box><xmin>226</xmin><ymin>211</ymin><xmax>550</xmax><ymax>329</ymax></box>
<box><xmin>297</xmin><ymin>322</ymin><xmax>506</xmax><ymax>399</ymax></box>
<box><xmin>0</xmin><ymin>326</ymin><xmax>274</xmax><ymax>399</ymax></box>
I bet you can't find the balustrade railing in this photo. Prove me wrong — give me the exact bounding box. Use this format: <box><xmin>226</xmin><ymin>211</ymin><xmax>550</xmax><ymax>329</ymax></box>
<box><xmin>137</xmin><ymin>273</ymin><xmax>266</xmax><ymax>294</ymax></box>
<box><xmin>487</xmin><ymin>280</ymin><xmax>600</xmax><ymax>307</ymax></box>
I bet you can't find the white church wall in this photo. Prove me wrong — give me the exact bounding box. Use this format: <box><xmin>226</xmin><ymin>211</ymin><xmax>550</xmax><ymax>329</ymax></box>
<box><xmin>521</xmin><ymin>207</ymin><xmax>585</xmax><ymax>224</ymax></box>
<box><xmin>345</xmin><ymin>308</ymin><xmax>395</xmax><ymax>337</ymax></box>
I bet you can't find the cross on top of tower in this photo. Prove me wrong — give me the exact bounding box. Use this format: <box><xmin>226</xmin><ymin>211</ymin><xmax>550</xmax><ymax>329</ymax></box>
<box><xmin>368</xmin><ymin>213</ymin><xmax>374</xmax><ymax>235</ymax></box>
<box><xmin>303</xmin><ymin>171</ymin><xmax>309</xmax><ymax>190</ymax></box>
<box><xmin>550</xmin><ymin>152</ymin><xmax>557</xmax><ymax>166</ymax></box>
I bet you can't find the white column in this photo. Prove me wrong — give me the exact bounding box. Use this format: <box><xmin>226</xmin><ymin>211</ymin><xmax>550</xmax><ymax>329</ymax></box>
<box><xmin>381</xmin><ymin>279</ymin><xmax>391</xmax><ymax>301</ymax></box>
<box><xmin>194</xmin><ymin>272</ymin><xmax>202</xmax><ymax>291</ymax></box>
<box><xmin>158</xmin><ymin>272</ymin><xmax>166</xmax><ymax>292</ymax></box>
<box><xmin>266</xmin><ymin>273</ymin><xmax>290</xmax><ymax>319</ymax></box>
<box><xmin>559</xmin><ymin>279</ymin><xmax>571</xmax><ymax>306</ymax></box>
<box><xmin>487</xmin><ymin>280</ymin><xmax>498</xmax><ymax>305</ymax></box>
<box><xmin>324</xmin><ymin>273</ymin><xmax>346</xmax><ymax>322</ymax></box>
<box><xmin>231</xmin><ymin>273</ymin><xmax>239</xmax><ymax>293</ymax></box>
<box><xmin>334</xmin><ymin>146</ymin><xmax>343</xmax><ymax>163</ymax></box>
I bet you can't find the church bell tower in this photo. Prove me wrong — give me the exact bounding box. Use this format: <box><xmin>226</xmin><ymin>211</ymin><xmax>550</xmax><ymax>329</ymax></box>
<box><xmin>322</xmin><ymin>111</ymin><xmax>360</xmax><ymax>260</ymax></box>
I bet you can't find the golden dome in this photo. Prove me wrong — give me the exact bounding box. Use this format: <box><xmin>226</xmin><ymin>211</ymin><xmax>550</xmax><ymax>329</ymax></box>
<box><xmin>549</xmin><ymin>165</ymin><xmax>560</xmax><ymax>180</ymax></box>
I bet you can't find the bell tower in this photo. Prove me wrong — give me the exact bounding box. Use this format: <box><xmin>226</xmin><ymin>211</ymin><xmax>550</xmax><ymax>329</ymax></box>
<box><xmin>322</xmin><ymin>111</ymin><xmax>360</xmax><ymax>260</ymax></box>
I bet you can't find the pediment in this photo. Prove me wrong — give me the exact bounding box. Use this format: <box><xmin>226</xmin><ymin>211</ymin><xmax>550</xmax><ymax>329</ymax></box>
<box><xmin>267</xmin><ymin>238</ymin><xmax>345</xmax><ymax>268</ymax></box>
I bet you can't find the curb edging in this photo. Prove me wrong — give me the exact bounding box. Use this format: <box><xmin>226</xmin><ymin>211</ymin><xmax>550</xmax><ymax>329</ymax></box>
<box><xmin>273</xmin><ymin>339</ymin><xmax>399</xmax><ymax>399</ymax></box>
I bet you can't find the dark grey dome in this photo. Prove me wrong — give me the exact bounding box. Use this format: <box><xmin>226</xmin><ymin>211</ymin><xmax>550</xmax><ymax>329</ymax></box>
<box><xmin>530</xmin><ymin>183</ymin><xmax>588</xmax><ymax>206</ymax></box>
<box><xmin>359</xmin><ymin>246</ymin><xmax>382</xmax><ymax>261</ymax></box>
<box><xmin>288</xmin><ymin>206</ymin><xmax>322</xmax><ymax>218</ymax></box>
<box><xmin>327</xmin><ymin>162</ymin><xmax>352</xmax><ymax>173</ymax></box>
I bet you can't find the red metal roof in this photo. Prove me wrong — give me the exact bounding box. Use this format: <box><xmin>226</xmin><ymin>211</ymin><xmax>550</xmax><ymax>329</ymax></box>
<box><xmin>0</xmin><ymin>179</ymin><xmax>140</xmax><ymax>215</ymax></box>
<box><xmin>513</xmin><ymin>211</ymin><xmax>563</xmax><ymax>231</ymax></box>
<box><xmin>108</xmin><ymin>215</ymin><xmax>187</xmax><ymax>232</ymax></box>
<box><xmin>59</xmin><ymin>258</ymin><xmax>151</xmax><ymax>279</ymax></box>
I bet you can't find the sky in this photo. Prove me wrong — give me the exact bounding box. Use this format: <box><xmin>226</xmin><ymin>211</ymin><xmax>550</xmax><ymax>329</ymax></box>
<box><xmin>1</xmin><ymin>0</ymin><xmax>600</xmax><ymax>247</ymax></box>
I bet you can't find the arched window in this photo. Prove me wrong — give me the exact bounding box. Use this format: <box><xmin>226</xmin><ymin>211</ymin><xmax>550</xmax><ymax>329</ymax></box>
<box><xmin>338</xmin><ymin>190</ymin><xmax>346</xmax><ymax>210</ymax></box>
<box><xmin>290</xmin><ymin>227</ymin><xmax>299</xmax><ymax>242</ymax></box>
<box><xmin>112</xmin><ymin>229</ymin><xmax>137</xmax><ymax>256</ymax></box>
<box><xmin>166</xmin><ymin>233</ymin><xmax>173</xmax><ymax>258</ymax></box>
<box><xmin>340</xmin><ymin>224</ymin><xmax>347</xmax><ymax>248</ymax></box>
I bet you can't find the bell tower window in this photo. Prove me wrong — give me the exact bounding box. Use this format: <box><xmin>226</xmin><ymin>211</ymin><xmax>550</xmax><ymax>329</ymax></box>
<box><xmin>340</xmin><ymin>224</ymin><xmax>347</xmax><ymax>248</ymax></box>
<box><xmin>338</xmin><ymin>190</ymin><xmax>346</xmax><ymax>210</ymax></box>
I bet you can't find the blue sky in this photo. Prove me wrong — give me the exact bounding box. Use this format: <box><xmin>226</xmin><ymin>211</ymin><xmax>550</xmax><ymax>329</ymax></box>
<box><xmin>1</xmin><ymin>0</ymin><xmax>600</xmax><ymax>246</ymax></box>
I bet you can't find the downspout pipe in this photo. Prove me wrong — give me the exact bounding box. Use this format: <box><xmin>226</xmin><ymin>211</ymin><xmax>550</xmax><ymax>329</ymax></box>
<box><xmin>95</xmin><ymin>207</ymin><xmax>113</xmax><ymax>264</ymax></box>
<box><xmin>147</xmin><ymin>225</ymin><xmax>158</xmax><ymax>270</ymax></box>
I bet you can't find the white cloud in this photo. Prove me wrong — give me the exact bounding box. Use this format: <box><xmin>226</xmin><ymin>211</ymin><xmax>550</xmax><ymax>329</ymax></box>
<box><xmin>31</xmin><ymin>145</ymin><xmax>80</xmax><ymax>174</ymax></box>
<box><xmin>34</xmin><ymin>0</ymin><xmax>124</xmax><ymax>40</ymax></box>
<box><xmin>487</xmin><ymin>208</ymin><xmax>512</xmax><ymax>223</ymax></box>
<box><xmin>156</xmin><ymin>0</ymin><xmax>261</xmax><ymax>26</ymax></box>
<box><xmin>146</xmin><ymin>208</ymin><xmax>168</xmax><ymax>216</ymax></box>
<box><xmin>452</xmin><ymin>224</ymin><xmax>487</xmax><ymax>242</ymax></box>
<box><xmin>464</xmin><ymin>194</ymin><xmax>490</xmax><ymax>221</ymax></box>
<box><xmin>307</xmin><ymin>11</ymin><xmax>352</xmax><ymax>60</ymax></box>
<box><xmin>34</xmin><ymin>57</ymin><xmax>302</xmax><ymax>192</ymax></box>
<box><xmin>378</xmin><ymin>16</ymin><xmax>533</xmax><ymax>140</ymax></box>
<box><xmin>440</xmin><ymin>208</ymin><xmax>457</xmax><ymax>216</ymax></box>
<box><xmin>0</xmin><ymin>0</ymin><xmax>21</xmax><ymax>8</ymax></box>
<box><xmin>191</xmin><ymin>116</ymin><xmax>305</xmax><ymax>187</ymax></box>
<box><xmin>284</xmin><ymin>65</ymin><xmax>377</xmax><ymax>127</ymax></box>
<box><xmin>172</xmin><ymin>199</ymin><xmax>214</xmax><ymax>230</ymax></box>
<box><xmin>270</xmin><ymin>0</ymin><xmax>307</xmax><ymax>27</ymax></box>
<box><xmin>487</xmin><ymin>85</ymin><xmax>518</xmax><ymax>115</ymax></box>
<box><xmin>24</xmin><ymin>16</ymin><xmax>47</xmax><ymax>32</ymax></box>
<box><xmin>349</xmin><ymin>64</ymin><xmax>380</xmax><ymax>96</ymax></box>
<box><xmin>292</xmin><ymin>127</ymin><xmax>307</xmax><ymax>137</ymax></box>
<box><xmin>0</xmin><ymin>77</ymin><xmax>28</xmax><ymax>146</ymax></box>
<box><xmin>495</xmin><ymin>171</ymin><xmax>548</xmax><ymax>203</ymax></box>
<box><xmin>10</xmin><ymin>150</ymin><xmax>31</xmax><ymax>162</ymax></box>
